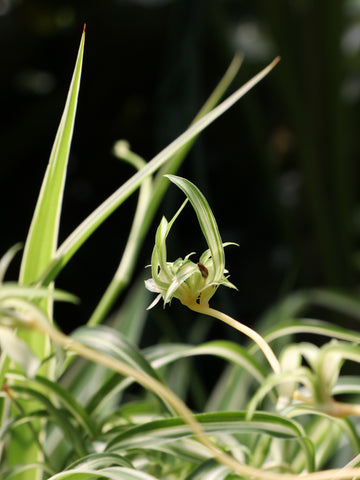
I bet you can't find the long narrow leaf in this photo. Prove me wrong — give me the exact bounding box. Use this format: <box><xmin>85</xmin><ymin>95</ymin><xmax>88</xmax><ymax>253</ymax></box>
<box><xmin>40</xmin><ymin>57</ymin><xmax>280</xmax><ymax>286</ymax></box>
<box><xmin>46</xmin><ymin>467</ymin><xmax>159</xmax><ymax>480</ymax></box>
<box><xmin>5</xmin><ymin>29</ymin><xmax>85</xmax><ymax>480</ymax></box>
<box><xmin>165</xmin><ymin>175</ymin><xmax>226</xmax><ymax>280</ymax></box>
<box><xmin>8</xmin><ymin>384</ymin><xmax>89</xmax><ymax>458</ymax></box>
<box><xmin>145</xmin><ymin>340</ymin><xmax>266</xmax><ymax>385</ymax></box>
<box><xmin>106</xmin><ymin>411</ymin><xmax>314</xmax><ymax>472</ymax></box>
<box><xmin>34</xmin><ymin>375</ymin><xmax>98</xmax><ymax>438</ymax></box>
<box><xmin>0</xmin><ymin>283</ymin><xmax>77</xmax><ymax>303</ymax></box>
<box><xmin>264</xmin><ymin>319</ymin><xmax>360</xmax><ymax>345</ymax></box>
<box><xmin>1</xmin><ymin>463</ymin><xmax>54</xmax><ymax>480</ymax></box>
<box><xmin>71</xmin><ymin>326</ymin><xmax>162</xmax><ymax>382</ymax></box>
<box><xmin>65</xmin><ymin>452</ymin><xmax>132</xmax><ymax>470</ymax></box>
<box><xmin>20</xmin><ymin>26</ymin><xmax>85</xmax><ymax>286</ymax></box>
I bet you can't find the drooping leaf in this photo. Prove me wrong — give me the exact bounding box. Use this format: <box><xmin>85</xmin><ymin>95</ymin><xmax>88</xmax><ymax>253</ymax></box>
<box><xmin>106</xmin><ymin>411</ymin><xmax>314</xmax><ymax>472</ymax></box>
<box><xmin>166</xmin><ymin>175</ymin><xmax>226</xmax><ymax>281</ymax></box>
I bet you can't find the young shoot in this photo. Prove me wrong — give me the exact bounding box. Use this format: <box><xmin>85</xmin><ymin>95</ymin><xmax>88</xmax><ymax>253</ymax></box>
<box><xmin>145</xmin><ymin>175</ymin><xmax>281</xmax><ymax>374</ymax></box>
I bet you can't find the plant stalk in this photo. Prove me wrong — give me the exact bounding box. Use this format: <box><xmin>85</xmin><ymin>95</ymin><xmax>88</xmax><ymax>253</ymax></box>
<box><xmin>186</xmin><ymin>302</ymin><xmax>281</xmax><ymax>374</ymax></box>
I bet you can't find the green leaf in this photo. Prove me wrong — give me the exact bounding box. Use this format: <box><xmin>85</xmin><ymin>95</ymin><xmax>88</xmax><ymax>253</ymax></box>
<box><xmin>20</xmin><ymin>27</ymin><xmax>85</xmax><ymax>286</ymax></box>
<box><xmin>46</xmin><ymin>467</ymin><xmax>159</xmax><ymax>480</ymax></box>
<box><xmin>65</xmin><ymin>452</ymin><xmax>132</xmax><ymax>470</ymax></box>
<box><xmin>144</xmin><ymin>340</ymin><xmax>266</xmax><ymax>386</ymax></box>
<box><xmin>247</xmin><ymin>367</ymin><xmax>317</xmax><ymax>419</ymax></box>
<box><xmin>0</xmin><ymin>283</ymin><xmax>78</xmax><ymax>303</ymax></box>
<box><xmin>185</xmin><ymin>460</ymin><xmax>230</xmax><ymax>480</ymax></box>
<box><xmin>0</xmin><ymin>244</ymin><xmax>22</xmax><ymax>284</ymax></box>
<box><xmin>106</xmin><ymin>411</ymin><xmax>314</xmax><ymax>472</ymax></box>
<box><xmin>264</xmin><ymin>319</ymin><xmax>360</xmax><ymax>345</ymax></box>
<box><xmin>154</xmin><ymin>217</ymin><xmax>174</xmax><ymax>285</ymax></box>
<box><xmin>1</xmin><ymin>463</ymin><xmax>53</xmax><ymax>480</ymax></box>
<box><xmin>70</xmin><ymin>325</ymin><xmax>172</xmax><ymax>416</ymax></box>
<box><xmin>87</xmin><ymin>151</ymin><xmax>152</xmax><ymax>326</ymax></box>
<box><xmin>103</xmin><ymin>275</ymin><xmax>151</xmax><ymax>344</ymax></box>
<box><xmin>8</xmin><ymin>383</ymin><xmax>89</xmax><ymax>458</ymax></box>
<box><xmin>34</xmin><ymin>375</ymin><xmax>98</xmax><ymax>438</ymax></box>
<box><xmin>165</xmin><ymin>175</ymin><xmax>226</xmax><ymax>281</ymax></box>
<box><xmin>318</xmin><ymin>342</ymin><xmax>360</xmax><ymax>370</ymax></box>
<box><xmin>287</xmin><ymin>410</ymin><xmax>359</xmax><ymax>470</ymax></box>
<box><xmin>333</xmin><ymin>376</ymin><xmax>360</xmax><ymax>396</ymax></box>
<box><xmin>71</xmin><ymin>326</ymin><xmax>162</xmax><ymax>382</ymax></box>
<box><xmin>307</xmin><ymin>288</ymin><xmax>360</xmax><ymax>320</ymax></box>
<box><xmin>259</xmin><ymin>288</ymin><xmax>360</xmax><ymax>334</ymax></box>
<box><xmin>287</xmin><ymin>416</ymin><xmax>344</xmax><ymax>472</ymax></box>
<box><xmin>164</xmin><ymin>261</ymin><xmax>200</xmax><ymax>305</ymax></box>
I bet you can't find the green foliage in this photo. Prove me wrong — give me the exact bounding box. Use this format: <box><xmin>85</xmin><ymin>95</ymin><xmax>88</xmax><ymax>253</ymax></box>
<box><xmin>3</xmin><ymin>27</ymin><xmax>360</xmax><ymax>480</ymax></box>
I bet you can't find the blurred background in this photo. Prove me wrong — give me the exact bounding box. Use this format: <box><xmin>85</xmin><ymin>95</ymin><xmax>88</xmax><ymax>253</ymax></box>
<box><xmin>2</xmin><ymin>0</ymin><xmax>360</xmax><ymax>342</ymax></box>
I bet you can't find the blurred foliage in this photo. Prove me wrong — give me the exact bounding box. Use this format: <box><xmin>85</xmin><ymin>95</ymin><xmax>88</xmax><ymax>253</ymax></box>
<box><xmin>2</xmin><ymin>0</ymin><xmax>360</xmax><ymax>334</ymax></box>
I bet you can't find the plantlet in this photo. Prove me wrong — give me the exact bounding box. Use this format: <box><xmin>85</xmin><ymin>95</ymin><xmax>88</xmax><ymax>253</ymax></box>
<box><xmin>145</xmin><ymin>175</ymin><xmax>281</xmax><ymax>375</ymax></box>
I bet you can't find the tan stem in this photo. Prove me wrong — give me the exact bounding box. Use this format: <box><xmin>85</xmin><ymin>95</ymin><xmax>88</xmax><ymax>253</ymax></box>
<box><xmin>187</xmin><ymin>302</ymin><xmax>281</xmax><ymax>374</ymax></box>
<box><xmin>295</xmin><ymin>391</ymin><xmax>360</xmax><ymax>417</ymax></box>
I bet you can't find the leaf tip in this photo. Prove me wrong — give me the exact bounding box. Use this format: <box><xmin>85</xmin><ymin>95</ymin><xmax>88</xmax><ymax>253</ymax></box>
<box><xmin>272</xmin><ymin>56</ymin><xmax>281</xmax><ymax>66</ymax></box>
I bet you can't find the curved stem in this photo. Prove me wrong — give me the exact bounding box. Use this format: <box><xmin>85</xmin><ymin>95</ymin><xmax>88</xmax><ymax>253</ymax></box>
<box><xmin>186</xmin><ymin>302</ymin><xmax>281</xmax><ymax>374</ymax></box>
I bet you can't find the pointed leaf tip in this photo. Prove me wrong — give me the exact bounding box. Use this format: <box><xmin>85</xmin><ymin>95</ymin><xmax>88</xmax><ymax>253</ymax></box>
<box><xmin>264</xmin><ymin>56</ymin><xmax>281</xmax><ymax>76</ymax></box>
<box><xmin>83</xmin><ymin>23</ymin><xmax>86</xmax><ymax>34</ymax></box>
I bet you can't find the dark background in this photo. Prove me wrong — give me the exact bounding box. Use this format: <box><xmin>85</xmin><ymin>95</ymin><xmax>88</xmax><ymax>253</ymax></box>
<box><xmin>2</xmin><ymin>0</ymin><xmax>360</xmax><ymax>338</ymax></box>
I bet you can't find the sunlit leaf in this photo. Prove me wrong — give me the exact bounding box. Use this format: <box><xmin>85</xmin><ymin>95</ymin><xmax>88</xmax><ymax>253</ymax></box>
<box><xmin>19</xmin><ymin>27</ymin><xmax>85</xmax><ymax>287</ymax></box>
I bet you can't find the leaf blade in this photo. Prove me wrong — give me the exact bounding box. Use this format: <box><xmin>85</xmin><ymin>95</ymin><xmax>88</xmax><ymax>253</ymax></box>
<box><xmin>19</xmin><ymin>27</ymin><xmax>85</xmax><ymax>286</ymax></box>
<box><xmin>165</xmin><ymin>175</ymin><xmax>225</xmax><ymax>280</ymax></box>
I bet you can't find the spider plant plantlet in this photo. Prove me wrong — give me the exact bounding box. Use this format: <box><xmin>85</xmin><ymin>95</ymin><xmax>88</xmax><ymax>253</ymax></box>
<box><xmin>145</xmin><ymin>175</ymin><xmax>281</xmax><ymax>375</ymax></box>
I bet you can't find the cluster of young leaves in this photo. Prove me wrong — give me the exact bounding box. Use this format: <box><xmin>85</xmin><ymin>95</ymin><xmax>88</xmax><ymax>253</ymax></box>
<box><xmin>2</xmin><ymin>26</ymin><xmax>360</xmax><ymax>480</ymax></box>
